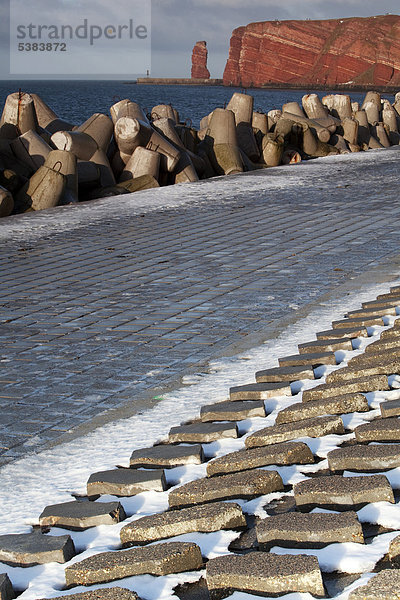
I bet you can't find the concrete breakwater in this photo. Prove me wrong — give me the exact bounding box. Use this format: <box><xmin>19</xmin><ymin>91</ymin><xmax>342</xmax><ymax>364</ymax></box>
<box><xmin>0</xmin><ymin>88</ymin><xmax>400</xmax><ymax>218</ymax></box>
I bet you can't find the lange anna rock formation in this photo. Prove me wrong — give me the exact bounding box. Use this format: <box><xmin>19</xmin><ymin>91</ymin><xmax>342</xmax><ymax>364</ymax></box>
<box><xmin>191</xmin><ymin>41</ymin><xmax>211</xmax><ymax>79</ymax></box>
<box><xmin>223</xmin><ymin>14</ymin><xmax>400</xmax><ymax>88</ymax></box>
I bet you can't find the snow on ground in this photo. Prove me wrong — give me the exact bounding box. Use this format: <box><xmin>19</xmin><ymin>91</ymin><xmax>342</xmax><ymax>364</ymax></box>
<box><xmin>0</xmin><ymin>147</ymin><xmax>399</xmax><ymax>244</ymax></box>
<box><xmin>1</xmin><ymin>277</ymin><xmax>400</xmax><ymax>599</ymax></box>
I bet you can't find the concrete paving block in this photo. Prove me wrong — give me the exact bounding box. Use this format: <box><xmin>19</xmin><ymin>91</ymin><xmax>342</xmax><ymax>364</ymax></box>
<box><xmin>293</xmin><ymin>474</ymin><xmax>394</xmax><ymax>511</ymax></box>
<box><xmin>355</xmin><ymin>417</ymin><xmax>400</xmax><ymax>442</ymax></box>
<box><xmin>332</xmin><ymin>316</ymin><xmax>385</xmax><ymax>328</ymax></box>
<box><xmin>200</xmin><ymin>400</ymin><xmax>266</xmax><ymax>422</ymax></box>
<box><xmin>363</xmin><ymin>297</ymin><xmax>400</xmax><ymax>309</ymax></box>
<box><xmin>298</xmin><ymin>338</ymin><xmax>353</xmax><ymax>354</ymax></box>
<box><xmin>0</xmin><ymin>574</ymin><xmax>15</xmax><ymax>600</ymax></box>
<box><xmin>120</xmin><ymin>501</ymin><xmax>246</xmax><ymax>546</ymax></box>
<box><xmin>129</xmin><ymin>444</ymin><xmax>204</xmax><ymax>469</ymax></box>
<box><xmin>279</xmin><ymin>352</ymin><xmax>337</xmax><ymax>368</ymax></box>
<box><xmin>256</xmin><ymin>510</ymin><xmax>364</xmax><ymax>549</ymax></box>
<box><xmin>37</xmin><ymin>590</ymin><xmax>140</xmax><ymax>600</ymax></box>
<box><xmin>65</xmin><ymin>542</ymin><xmax>203</xmax><ymax>587</ymax></box>
<box><xmin>381</xmin><ymin>399</ymin><xmax>400</xmax><ymax>418</ymax></box>
<box><xmin>379</xmin><ymin>291</ymin><xmax>400</xmax><ymax>300</ymax></box>
<box><xmin>328</xmin><ymin>443</ymin><xmax>400</xmax><ymax>472</ymax></box>
<box><xmin>275</xmin><ymin>394</ymin><xmax>368</xmax><ymax>425</ymax></box>
<box><xmin>365</xmin><ymin>340</ymin><xmax>400</xmax><ymax>354</ymax></box>
<box><xmin>347</xmin><ymin>307</ymin><xmax>397</xmax><ymax>318</ymax></box>
<box><xmin>349</xmin><ymin>570</ymin><xmax>400</xmax><ymax>599</ymax></box>
<box><xmin>301</xmin><ymin>375</ymin><xmax>389</xmax><ymax>402</ymax></box>
<box><xmin>350</xmin><ymin>347</ymin><xmax>400</xmax><ymax>364</ymax></box>
<box><xmin>87</xmin><ymin>468</ymin><xmax>166</xmax><ymax>496</ymax></box>
<box><xmin>381</xmin><ymin>328</ymin><xmax>400</xmax><ymax>340</ymax></box>
<box><xmin>168</xmin><ymin>469</ymin><xmax>284</xmax><ymax>509</ymax></box>
<box><xmin>229</xmin><ymin>382</ymin><xmax>292</xmax><ymax>400</ymax></box>
<box><xmin>206</xmin><ymin>441</ymin><xmax>314</xmax><ymax>477</ymax></box>
<box><xmin>245</xmin><ymin>415</ymin><xmax>345</xmax><ymax>449</ymax></box>
<box><xmin>168</xmin><ymin>422</ymin><xmax>238</xmax><ymax>443</ymax></box>
<box><xmin>39</xmin><ymin>501</ymin><xmax>126</xmax><ymax>530</ymax></box>
<box><xmin>388</xmin><ymin>534</ymin><xmax>400</xmax><ymax>561</ymax></box>
<box><xmin>316</xmin><ymin>327</ymin><xmax>368</xmax><ymax>340</ymax></box>
<box><xmin>0</xmin><ymin>532</ymin><xmax>75</xmax><ymax>566</ymax></box>
<box><xmin>326</xmin><ymin>360</ymin><xmax>400</xmax><ymax>383</ymax></box>
<box><xmin>205</xmin><ymin>552</ymin><xmax>325</xmax><ymax>599</ymax></box>
<box><xmin>255</xmin><ymin>365</ymin><xmax>315</xmax><ymax>383</ymax></box>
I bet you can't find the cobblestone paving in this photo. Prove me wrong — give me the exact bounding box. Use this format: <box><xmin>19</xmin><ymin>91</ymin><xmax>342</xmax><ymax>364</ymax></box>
<box><xmin>1</xmin><ymin>148</ymin><xmax>400</xmax><ymax>463</ymax></box>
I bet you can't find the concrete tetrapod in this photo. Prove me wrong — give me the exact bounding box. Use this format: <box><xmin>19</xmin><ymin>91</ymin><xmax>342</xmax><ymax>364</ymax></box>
<box><xmin>227</xmin><ymin>92</ymin><xmax>253</xmax><ymax>124</ymax></box>
<box><xmin>342</xmin><ymin>118</ymin><xmax>359</xmax><ymax>148</ymax></box>
<box><xmin>114</xmin><ymin>117</ymin><xmax>181</xmax><ymax>172</ymax></box>
<box><xmin>151</xmin><ymin>104</ymin><xmax>177</xmax><ymax>122</ymax></box>
<box><xmin>302</xmin><ymin>93</ymin><xmax>328</xmax><ymax>120</ymax></box>
<box><xmin>10</xmin><ymin>130</ymin><xmax>51</xmax><ymax>172</ymax></box>
<box><xmin>153</xmin><ymin>118</ymin><xmax>199</xmax><ymax>183</ymax></box>
<box><xmin>282</xmin><ymin>111</ymin><xmax>331</xmax><ymax>143</ymax></box>
<box><xmin>31</xmin><ymin>93</ymin><xmax>74</xmax><ymax>133</ymax></box>
<box><xmin>119</xmin><ymin>147</ymin><xmax>160</xmax><ymax>182</ymax></box>
<box><xmin>0</xmin><ymin>186</ymin><xmax>13</xmax><ymax>217</ymax></box>
<box><xmin>110</xmin><ymin>99</ymin><xmax>149</xmax><ymax>125</ymax></box>
<box><xmin>44</xmin><ymin>149</ymin><xmax>78</xmax><ymax>203</ymax></box>
<box><xmin>206</xmin><ymin>108</ymin><xmax>243</xmax><ymax>175</ymax></box>
<box><xmin>261</xmin><ymin>134</ymin><xmax>283</xmax><ymax>166</ymax></box>
<box><xmin>77</xmin><ymin>113</ymin><xmax>114</xmax><ymax>151</ymax></box>
<box><xmin>89</xmin><ymin>149</ymin><xmax>116</xmax><ymax>188</ymax></box>
<box><xmin>15</xmin><ymin>164</ymin><xmax>66</xmax><ymax>212</ymax></box>
<box><xmin>282</xmin><ymin>101</ymin><xmax>306</xmax><ymax>117</ymax></box>
<box><xmin>0</xmin><ymin>92</ymin><xmax>38</xmax><ymax>139</ymax></box>
<box><xmin>322</xmin><ymin>94</ymin><xmax>352</xmax><ymax>120</ymax></box>
<box><xmin>373</xmin><ymin>123</ymin><xmax>391</xmax><ymax>148</ymax></box>
<box><xmin>382</xmin><ymin>102</ymin><xmax>398</xmax><ymax>132</ymax></box>
<box><xmin>252</xmin><ymin>111</ymin><xmax>269</xmax><ymax>134</ymax></box>
<box><xmin>362</xmin><ymin>91</ymin><xmax>381</xmax><ymax>110</ymax></box>
<box><xmin>51</xmin><ymin>131</ymin><xmax>98</xmax><ymax>161</ymax></box>
<box><xmin>363</xmin><ymin>101</ymin><xmax>380</xmax><ymax>126</ymax></box>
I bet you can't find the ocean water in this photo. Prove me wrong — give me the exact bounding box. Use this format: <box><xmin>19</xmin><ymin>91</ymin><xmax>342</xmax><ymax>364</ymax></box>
<box><xmin>0</xmin><ymin>80</ymin><xmax>387</xmax><ymax>128</ymax></box>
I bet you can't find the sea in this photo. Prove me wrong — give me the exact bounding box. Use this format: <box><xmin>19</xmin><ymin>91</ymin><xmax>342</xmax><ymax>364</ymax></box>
<box><xmin>0</xmin><ymin>80</ymin><xmax>390</xmax><ymax>128</ymax></box>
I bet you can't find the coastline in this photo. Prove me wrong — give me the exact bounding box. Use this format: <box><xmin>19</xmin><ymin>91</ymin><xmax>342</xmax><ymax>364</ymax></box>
<box><xmin>136</xmin><ymin>77</ymin><xmax>400</xmax><ymax>94</ymax></box>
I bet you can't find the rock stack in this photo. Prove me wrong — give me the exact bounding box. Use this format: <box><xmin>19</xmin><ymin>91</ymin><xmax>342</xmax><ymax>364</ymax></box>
<box><xmin>191</xmin><ymin>41</ymin><xmax>211</xmax><ymax>79</ymax></box>
<box><xmin>0</xmin><ymin>88</ymin><xmax>400</xmax><ymax>218</ymax></box>
<box><xmin>2</xmin><ymin>285</ymin><xmax>400</xmax><ymax>598</ymax></box>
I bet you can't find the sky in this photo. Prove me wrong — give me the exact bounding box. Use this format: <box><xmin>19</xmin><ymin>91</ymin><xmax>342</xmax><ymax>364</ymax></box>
<box><xmin>1</xmin><ymin>0</ymin><xmax>400</xmax><ymax>79</ymax></box>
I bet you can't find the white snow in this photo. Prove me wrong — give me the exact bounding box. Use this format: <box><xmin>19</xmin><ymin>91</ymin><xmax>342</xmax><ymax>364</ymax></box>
<box><xmin>271</xmin><ymin>531</ymin><xmax>399</xmax><ymax>573</ymax></box>
<box><xmin>1</xmin><ymin>276</ymin><xmax>400</xmax><ymax>599</ymax></box>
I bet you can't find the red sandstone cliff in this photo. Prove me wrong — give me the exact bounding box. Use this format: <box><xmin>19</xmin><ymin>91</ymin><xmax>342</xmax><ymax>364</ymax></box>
<box><xmin>192</xmin><ymin>41</ymin><xmax>210</xmax><ymax>79</ymax></box>
<box><xmin>223</xmin><ymin>15</ymin><xmax>400</xmax><ymax>88</ymax></box>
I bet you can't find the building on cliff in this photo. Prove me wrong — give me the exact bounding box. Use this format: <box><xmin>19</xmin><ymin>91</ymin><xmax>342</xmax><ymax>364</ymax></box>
<box><xmin>223</xmin><ymin>15</ymin><xmax>400</xmax><ymax>88</ymax></box>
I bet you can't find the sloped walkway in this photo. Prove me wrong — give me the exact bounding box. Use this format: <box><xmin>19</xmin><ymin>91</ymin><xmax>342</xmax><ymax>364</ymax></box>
<box><xmin>1</xmin><ymin>148</ymin><xmax>400</xmax><ymax>464</ymax></box>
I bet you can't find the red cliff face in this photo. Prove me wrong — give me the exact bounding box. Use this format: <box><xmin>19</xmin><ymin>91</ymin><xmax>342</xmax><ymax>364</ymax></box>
<box><xmin>223</xmin><ymin>15</ymin><xmax>400</xmax><ymax>88</ymax></box>
<box><xmin>191</xmin><ymin>41</ymin><xmax>210</xmax><ymax>79</ymax></box>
